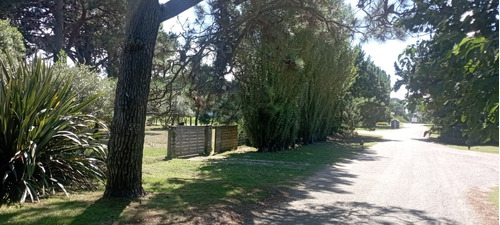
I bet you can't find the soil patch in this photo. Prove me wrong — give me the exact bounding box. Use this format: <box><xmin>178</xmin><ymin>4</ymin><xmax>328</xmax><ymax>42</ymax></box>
<box><xmin>468</xmin><ymin>187</ymin><xmax>499</xmax><ymax>225</ymax></box>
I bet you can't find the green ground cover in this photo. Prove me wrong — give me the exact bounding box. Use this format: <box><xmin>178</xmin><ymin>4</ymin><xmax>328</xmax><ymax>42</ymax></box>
<box><xmin>356</xmin><ymin>123</ymin><xmax>402</xmax><ymax>130</ymax></box>
<box><xmin>490</xmin><ymin>187</ymin><xmax>499</xmax><ymax>209</ymax></box>
<box><xmin>0</xmin><ymin>131</ymin><xmax>382</xmax><ymax>224</ymax></box>
<box><xmin>442</xmin><ymin>144</ymin><xmax>499</xmax><ymax>154</ymax></box>
<box><xmin>425</xmin><ymin>133</ymin><xmax>498</xmax><ymax>154</ymax></box>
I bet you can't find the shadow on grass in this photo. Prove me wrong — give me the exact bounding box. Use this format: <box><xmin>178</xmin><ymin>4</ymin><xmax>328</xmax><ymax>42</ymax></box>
<box><xmin>357</xmin><ymin>125</ymin><xmax>404</xmax><ymax>131</ymax></box>
<box><xmin>333</xmin><ymin>134</ymin><xmax>399</xmax><ymax>151</ymax></box>
<box><xmin>130</xmin><ymin>135</ymin><xmax>454</xmax><ymax>224</ymax></box>
<box><xmin>0</xmin><ymin>196</ymin><xmax>132</xmax><ymax>225</ymax></box>
<box><xmin>70</xmin><ymin>198</ymin><xmax>130</xmax><ymax>225</ymax></box>
<box><xmin>362</xmin><ymin>135</ymin><xmax>391</xmax><ymax>142</ymax></box>
<box><xmin>0</xmin><ymin>135</ymin><xmax>402</xmax><ymax>224</ymax></box>
<box><xmin>125</xmin><ymin>139</ymin><xmax>390</xmax><ymax>223</ymax></box>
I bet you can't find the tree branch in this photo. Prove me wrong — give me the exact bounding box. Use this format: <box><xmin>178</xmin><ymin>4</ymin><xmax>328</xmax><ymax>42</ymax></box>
<box><xmin>159</xmin><ymin>0</ymin><xmax>248</xmax><ymax>22</ymax></box>
<box><xmin>159</xmin><ymin>0</ymin><xmax>203</xmax><ymax>22</ymax></box>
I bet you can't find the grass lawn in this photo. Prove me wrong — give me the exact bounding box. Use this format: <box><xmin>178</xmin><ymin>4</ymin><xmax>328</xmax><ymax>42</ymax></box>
<box><xmin>443</xmin><ymin>144</ymin><xmax>499</xmax><ymax>154</ymax></box>
<box><xmin>420</xmin><ymin>125</ymin><xmax>498</xmax><ymax>154</ymax></box>
<box><xmin>425</xmin><ymin>133</ymin><xmax>498</xmax><ymax>154</ymax></box>
<box><xmin>356</xmin><ymin>123</ymin><xmax>405</xmax><ymax>131</ymax></box>
<box><xmin>490</xmin><ymin>187</ymin><xmax>499</xmax><ymax>210</ymax></box>
<box><xmin>0</xmin><ymin>131</ymin><xmax>382</xmax><ymax>224</ymax></box>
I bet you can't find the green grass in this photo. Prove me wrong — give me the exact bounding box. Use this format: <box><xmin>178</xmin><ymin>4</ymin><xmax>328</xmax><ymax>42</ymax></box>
<box><xmin>356</xmin><ymin>123</ymin><xmax>404</xmax><ymax>131</ymax></box>
<box><xmin>422</xmin><ymin>125</ymin><xmax>498</xmax><ymax>154</ymax></box>
<box><xmin>429</xmin><ymin>133</ymin><xmax>440</xmax><ymax>139</ymax></box>
<box><xmin>443</xmin><ymin>144</ymin><xmax>499</xmax><ymax>154</ymax></box>
<box><xmin>0</xmin><ymin>133</ymin><xmax>382</xmax><ymax>224</ymax></box>
<box><xmin>489</xmin><ymin>187</ymin><xmax>499</xmax><ymax>209</ymax></box>
<box><xmin>375</xmin><ymin>125</ymin><xmax>397</xmax><ymax>129</ymax></box>
<box><xmin>425</xmin><ymin>133</ymin><xmax>499</xmax><ymax>154</ymax></box>
<box><xmin>392</xmin><ymin>116</ymin><xmax>408</xmax><ymax>123</ymax></box>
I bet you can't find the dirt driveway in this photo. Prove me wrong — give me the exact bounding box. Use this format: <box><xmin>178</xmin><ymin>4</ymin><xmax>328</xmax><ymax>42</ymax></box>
<box><xmin>248</xmin><ymin>124</ymin><xmax>499</xmax><ymax>224</ymax></box>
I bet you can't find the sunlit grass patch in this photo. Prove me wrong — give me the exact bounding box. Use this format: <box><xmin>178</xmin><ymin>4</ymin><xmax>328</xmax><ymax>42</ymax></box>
<box><xmin>489</xmin><ymin>187</ymin><xmax>499</xmax><ymax>209</ymax></box>
<box><xmin>425</xmin><ymin>133</ymin><xmax>498</xmax><ymax>154</ymax></box>
<box><xmin>0</xmin><ymin>193</ymin><xmax>102</xmax><ymax>225</ymax></box>
<box><xmin>444</xmin><ymin>144</ymin><xmax>499</xmax><ymax>154</ymax></box>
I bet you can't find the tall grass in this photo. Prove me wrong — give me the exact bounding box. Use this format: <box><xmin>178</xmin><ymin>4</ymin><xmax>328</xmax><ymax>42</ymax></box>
<box><xmin>0</xmin><ymin>55</ymin><xmax>107</xmax><ymax>205</ymax></box>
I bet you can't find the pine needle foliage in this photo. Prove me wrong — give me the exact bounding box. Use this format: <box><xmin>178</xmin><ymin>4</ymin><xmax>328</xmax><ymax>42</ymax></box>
<box><xmin>297</xmin><ymin>30</ymin><xmax>357</xmax><ymax>144</ymax></box>
<box><xmin>0</xmin><ymin>54</ymin><xmax>107</xmax><ymax>205</ymax></box>
<box><xmin>238</xmin><ymin>25</ymin><xmax>356</xmax><ymax>151</ymax></box>
<box><xmin>239</xmin><ymin>40</ymin><xmax>303</xmax><ymax>152</ymax></box>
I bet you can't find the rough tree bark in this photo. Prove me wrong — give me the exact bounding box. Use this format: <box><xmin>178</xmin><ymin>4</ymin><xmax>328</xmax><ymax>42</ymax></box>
<box><xmin>103</xmin><ymin>0</ymin><xmax>203</xmax><ymax>198</ymax></box>
<box><xmin>104</xmin><ymin>0</ymin><xmax>161</xmax><ymax>198</ymax></box>
<box><xmin>53</xmin><ymin>0</ymin><xmax>63</xmax><ymax>62</ymax></box>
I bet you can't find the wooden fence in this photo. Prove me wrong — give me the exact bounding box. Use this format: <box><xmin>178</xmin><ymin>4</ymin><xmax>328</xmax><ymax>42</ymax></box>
<box><xmin>214</xmin><ymin>125</ymin><xmax>238</xmax><ymax>153</ymax></box>
<box><xmin>166</xmin><ymin>126</ymin><xmax>212</xmax><ymax>158</ymax></box>
<box><xmin>166</xmin><ymin>125</ymin><xmax>238</xmax><ymax>158</ymax></box>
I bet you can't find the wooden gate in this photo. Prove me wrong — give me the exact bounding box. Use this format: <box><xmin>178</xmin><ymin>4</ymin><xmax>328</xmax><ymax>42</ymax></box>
<box><xmin>214</xmin><ymin>125</ymin><xmax>238</xmax><ymax>153</ymax></box>
<box><xmin>166</xmin><ymin>126</ymin><xmax>212</xmax><ymax>158</ymax></box>
<box><xmin>166</xmin><ymin>125</ymin><xmax>238</xmax><ymax>158</ymax></box>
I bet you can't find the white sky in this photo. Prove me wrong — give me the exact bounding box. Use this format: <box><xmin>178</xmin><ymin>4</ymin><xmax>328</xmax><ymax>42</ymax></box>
<box><xmin>160</xmin><ymin>0</ymin><xmax>421</xmax><ymax>99</ymax></box>
<box><xmin>161</xmin><ymin>9</ymin><xmax>197</xmax><ymax>35</ymax></box>
<box><xmin>360</xmin><ymin>39</ymin><xmax>415</xmax><ymax>99</ymax></box>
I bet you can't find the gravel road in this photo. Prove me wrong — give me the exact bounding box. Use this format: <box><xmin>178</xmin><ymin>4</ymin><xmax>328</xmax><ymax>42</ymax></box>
<box><xmin>248</xmin><ymin>124</ymin><xmax>499</xmax><ymax>225</ymax></box>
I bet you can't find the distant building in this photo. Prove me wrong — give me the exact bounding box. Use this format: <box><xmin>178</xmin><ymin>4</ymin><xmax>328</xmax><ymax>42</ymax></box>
<box><xmin>411</xmin><ymin>113</ymin><xmax>418</xmax><ymax>123</ymax></box>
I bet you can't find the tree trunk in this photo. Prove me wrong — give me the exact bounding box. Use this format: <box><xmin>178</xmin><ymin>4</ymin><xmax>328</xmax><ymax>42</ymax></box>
<box><xmin>103</xmin><ymin>0</ymin><xmax>161</xmax><ymax>198</ymax></box>
<box><xmin>102</xmin><ymin>0</ymin><xmax>206</xmax><ymax>199</ymax></box>
<box><xmin>53</xmin><ymin>0</ymin><xmax>63</xmax><ymax>62</ymax></box>
<box><xmin>195</xmin><ymin>107</ymin><xmax>200</xmax><ymax>126</ymax></box>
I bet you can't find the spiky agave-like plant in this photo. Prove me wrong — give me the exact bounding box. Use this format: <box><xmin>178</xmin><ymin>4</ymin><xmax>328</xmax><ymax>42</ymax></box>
<box><xmin>0</xmin><ymin>54</ymin><xmax>107</xmax><ymax>204</ymax></box>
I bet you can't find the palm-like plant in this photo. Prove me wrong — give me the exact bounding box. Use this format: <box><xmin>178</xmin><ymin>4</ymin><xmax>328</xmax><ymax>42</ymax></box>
<box><xmin>0</xmin><ymin>55</ymin><xmax>107</xmax><ymax>204</ymax></box>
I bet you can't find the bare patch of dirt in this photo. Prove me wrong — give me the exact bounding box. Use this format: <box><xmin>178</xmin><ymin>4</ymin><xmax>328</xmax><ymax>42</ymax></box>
<box><xmin>468</xmin><ymin>187</ymin><xmax>499</xmax><ymax>225</ymax></box>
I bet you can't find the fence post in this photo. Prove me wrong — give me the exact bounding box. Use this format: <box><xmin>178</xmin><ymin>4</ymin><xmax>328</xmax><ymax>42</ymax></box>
<box><xmin>166</xmin><ymin>126</ymin><xmax>176</xmax><ymax>159</ymax></box>
<box><xmin>214</xmin><ymin>126</ymin><xmax>219</xmax><ymax>153</ymax></box>
<box><xmin>204</xmin><ymin>126</ymin><xmax>212</xmax><ymax>155</ymax></box>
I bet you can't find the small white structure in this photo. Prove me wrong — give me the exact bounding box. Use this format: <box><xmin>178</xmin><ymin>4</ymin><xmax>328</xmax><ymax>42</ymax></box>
<box><xmin>411</xmin><ymin>114</ymin><xmax>418</xmax><ymax>123</ymax></box>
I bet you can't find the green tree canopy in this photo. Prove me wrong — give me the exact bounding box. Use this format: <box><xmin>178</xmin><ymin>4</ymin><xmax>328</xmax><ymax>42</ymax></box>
<box><xmin>349</xmin><ymin>49</ymin><xmax>391</xmax><ymax>128</ymax></box>
<box><xmin>394</xmin><ymin>0</ymin><xmax>499</xmax><ymax>144</ymax></box>
<box><xmin>0</xmin><ymin>19</ymin><xmax>25</xmax><ymax>59</ymax></box>
<box><xmin>0</xmin><ymin>0</ymin><xmax>125</xmax><ymax>75</ymax></box>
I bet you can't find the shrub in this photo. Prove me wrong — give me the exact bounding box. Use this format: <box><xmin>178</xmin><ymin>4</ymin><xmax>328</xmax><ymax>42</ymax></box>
<box><xmin>236</xmin><ymin>120</ymin><xmax>250</xmax><ymax>146</ymax></box>
<box><xmin>199</xmin><ymin>113</ymin><xmax>212</xmax><ymax>125</ymax></box>
<box><xmin>392</xmin><ymin>116</ymin><xmax>408</xmax><ymax>123</ymax></box>
<box><xmin>0</xmin><ymin>19</ymin><xmax>25</xmax><ymax>60</ymax></box>
<box><xmin>376</xmin><ymin>122</ymin><xmax>389</xmax><ymax>126</ymax></box>
<box><xmin>438</xmin><ymin>123</ymin><xmax>469</xmax><ymax>145</ymax></box>
<box><xmin>0</xmin><ymin>55</ymin><xmax>107</xmax><ymax>205</ymax></box>
<box><xmin>53</xmin><ymin>54</ymin><xmax>116</xmax><ymax>125</ymax></box>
